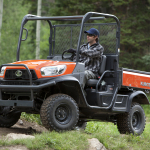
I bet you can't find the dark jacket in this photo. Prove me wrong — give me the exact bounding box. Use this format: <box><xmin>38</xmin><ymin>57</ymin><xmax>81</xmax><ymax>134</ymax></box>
<box><xmin>79</xmin><ymin>42</ymin><xmax>104</xmax><ymax>76</ymax></box>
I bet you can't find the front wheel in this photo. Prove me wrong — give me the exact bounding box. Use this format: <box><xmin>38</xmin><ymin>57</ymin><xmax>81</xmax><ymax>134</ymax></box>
<box><xmin>117</xmin><ymin>103</ymin><xmax>146</xmax><ymax>135</ymax></box>
<box><xmin>40</xmin><ymin>94</ymin><xmax>79</xmax><ymax>131</ymax></box>
<box><xmin>0</xmin><ymin>107</ymin><xmax>21</xmax><ymax>128</ymax></box>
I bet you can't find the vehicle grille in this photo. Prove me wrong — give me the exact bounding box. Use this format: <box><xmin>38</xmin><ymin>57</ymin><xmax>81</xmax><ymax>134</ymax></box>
<box><xmin>4</xmin><ymin>69</ymin><xmax>37</xmax><ymax>80</ymax></box>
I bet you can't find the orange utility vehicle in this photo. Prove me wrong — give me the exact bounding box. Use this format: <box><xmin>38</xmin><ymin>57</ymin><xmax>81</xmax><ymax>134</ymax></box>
<box><xmin>0</xmin><ymin>12</ymin><xmax>149</xmax><ymax>135</ymax></box>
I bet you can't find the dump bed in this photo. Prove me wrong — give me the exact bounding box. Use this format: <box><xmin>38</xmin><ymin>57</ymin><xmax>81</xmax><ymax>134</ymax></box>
<box><xmin>122</xmin><ymin>68</ymin><xmax>150</xmax><ymax>90</ymax></box>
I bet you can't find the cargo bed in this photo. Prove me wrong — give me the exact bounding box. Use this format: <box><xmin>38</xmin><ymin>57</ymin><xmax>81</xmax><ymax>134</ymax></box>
<box><xmin>122</xmin><ymin>68</ymin><xmax>150</xmax><ymax>90</ymax></box>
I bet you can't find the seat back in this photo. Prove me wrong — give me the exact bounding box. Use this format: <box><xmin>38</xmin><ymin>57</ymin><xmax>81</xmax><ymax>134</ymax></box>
<box><xmin>86</xmin><ymin>55</ymin><xmax>107</xmax><ymax>87</ymax></box>
<box><xmin>99</xmin><ymin>55</ymin><xmax>107</xmax><ymax>76</ymax></box>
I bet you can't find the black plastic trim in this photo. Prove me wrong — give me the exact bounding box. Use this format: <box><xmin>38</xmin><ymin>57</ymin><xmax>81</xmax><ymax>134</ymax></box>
<box><xmin>127</xmin><ymin>91</ymin><xmax>149</xmax><ymax>112</ymax></box>
<box><xmin>0</xmin><ymin>100</ymin><xmax>33</xmax><ymax>107</ymax></box>
<box><xmin>0</xmin><ymin>81</ymin><xmax>56</xmax><ymax>90</ymax></box>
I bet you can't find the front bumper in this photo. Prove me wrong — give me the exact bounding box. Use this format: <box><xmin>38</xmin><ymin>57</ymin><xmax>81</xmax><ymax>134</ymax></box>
<box><xmin>0</xmin><ymin>81</ymin><xmax>56</xmax><ymax>107</ymax></box>
<box><xmin>0</xmin><ymin>64</ymin><xmax>56</xmax><ymax>107</ymax></box>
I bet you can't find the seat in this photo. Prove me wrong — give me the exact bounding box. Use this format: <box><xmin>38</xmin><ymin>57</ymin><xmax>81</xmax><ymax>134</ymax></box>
<box><xmin>86</xmin><ymin>55</ymin><xmax>107</xmax><ymax>87</ymax></box>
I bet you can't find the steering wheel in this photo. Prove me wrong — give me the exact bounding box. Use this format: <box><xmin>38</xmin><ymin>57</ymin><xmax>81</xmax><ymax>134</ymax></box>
<box><xmin>62</xmin><ymin>50</ymin><xmax>76</xmax><ymax>61</ymax></box>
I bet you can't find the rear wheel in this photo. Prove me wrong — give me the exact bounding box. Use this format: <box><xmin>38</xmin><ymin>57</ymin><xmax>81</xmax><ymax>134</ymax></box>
<box><xmin>117</xmin><ymin>103</ymin><xmax>146</xmax><ymax>135</ymax></box>
<box><xmin>40</xmin><ymin>94</ymin><xmax>79</xmax><ymax>131</ymax></box>
<box><xmin>0</xmin><ymin>107</ymin><xmax>21</xmax><ymax>128</ymax></box>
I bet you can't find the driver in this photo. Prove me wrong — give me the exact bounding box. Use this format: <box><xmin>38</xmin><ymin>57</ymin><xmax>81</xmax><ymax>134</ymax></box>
<box><xmin>67</xmin><ymin>28</ymin><xmax>104</xmax><ymax>87</ymax></box>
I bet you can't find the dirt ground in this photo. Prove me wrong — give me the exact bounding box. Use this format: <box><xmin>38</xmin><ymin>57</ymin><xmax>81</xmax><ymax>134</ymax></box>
<box><xmin>0</xmin><ymin>119</ymin><xmax>48</xmax><ymax>150</ymax></box>
<box><xmin>0</xmin><ymin>119</ymin><xmax>48</xmax><ymax>137</ymax></box>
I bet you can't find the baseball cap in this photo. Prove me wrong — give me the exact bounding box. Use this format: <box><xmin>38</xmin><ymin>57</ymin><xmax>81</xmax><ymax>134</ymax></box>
<box><xmin>84</xmin><ymin>28</ymin><xmax>99</xmax><ymax>37</ymax></box>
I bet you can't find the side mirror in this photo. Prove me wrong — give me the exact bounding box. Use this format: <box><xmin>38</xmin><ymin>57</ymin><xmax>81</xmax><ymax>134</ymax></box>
<box><xmin>22</xmin><ymin>28</ymin><xmax>28</xmax><ymax>41</ymax></box>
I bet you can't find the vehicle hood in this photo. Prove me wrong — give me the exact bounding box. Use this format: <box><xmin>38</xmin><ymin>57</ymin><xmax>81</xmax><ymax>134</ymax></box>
<box><xmin>12</xmin><ymin>60</ymin><xmax>75</xmax><ymax>68</ymax></box>
<box><xmin>7</xmin><ymin>60</ymin><xmax>76</xmax><ymax>78</ymax></box>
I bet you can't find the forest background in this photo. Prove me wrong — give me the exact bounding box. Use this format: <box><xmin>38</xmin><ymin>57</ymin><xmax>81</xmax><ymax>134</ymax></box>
<box><xmin>0</xmin><ymin>0</ymin><xmax>150</xmax><ymax>71</ymax></box>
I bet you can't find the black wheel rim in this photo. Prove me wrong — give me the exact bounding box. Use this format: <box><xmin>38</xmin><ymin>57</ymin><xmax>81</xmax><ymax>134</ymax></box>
<box><xmin>55</xmin><ymin>103</ymin><xmax>72</xmax><ymax>125</ymax></box>
<box><xmin>132</xmin><ymin>111</ymin><xmax>141</xmax><ymax>130</ymax></box>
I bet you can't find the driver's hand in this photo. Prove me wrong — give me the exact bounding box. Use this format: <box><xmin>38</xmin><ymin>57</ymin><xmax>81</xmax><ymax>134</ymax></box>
<box><xmin>67</xmin><ymin>48</ymin><xmax>76</xmax><ymax>53</ymax></box>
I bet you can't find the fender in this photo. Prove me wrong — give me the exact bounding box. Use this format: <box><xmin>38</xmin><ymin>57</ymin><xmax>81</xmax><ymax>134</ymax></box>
<box><xmin>49</xmin><ymin>75</ymin><xmax>80</xmax><ymax>83</ymax></box>
<box><xmin>46</xmin><ymin>75</ymin><xmax>89</xmax><ymax>107</ymax></box>
<box><xmin>127</xmin><ymin>90</ymin><xmax>149</xmax><ymax>112</ymax></box>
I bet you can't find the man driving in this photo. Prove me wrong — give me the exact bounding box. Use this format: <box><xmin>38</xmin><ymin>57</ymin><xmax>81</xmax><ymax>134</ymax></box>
<box><xmin>68</xmin><ymin>28</ymin><xmax>104</xmax><ymax>85</ymax></box>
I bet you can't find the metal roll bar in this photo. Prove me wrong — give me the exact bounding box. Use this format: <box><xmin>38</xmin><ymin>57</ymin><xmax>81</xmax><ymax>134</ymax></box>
<box><xmin>16</xmin><ymin>12</ymin><xmax>120</xmax><ymax>61</ymax></box>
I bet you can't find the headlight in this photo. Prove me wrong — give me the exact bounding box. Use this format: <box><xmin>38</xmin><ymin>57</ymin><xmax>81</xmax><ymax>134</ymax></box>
<box><xmin>0</xmin><ymin>66</ymin><xmax>6</xmax><ymax>76</ymax></box>
<box><xmin>41</xmin><ymin>65</ymin><xmax>66</xmax><ymax>76</ymax></box>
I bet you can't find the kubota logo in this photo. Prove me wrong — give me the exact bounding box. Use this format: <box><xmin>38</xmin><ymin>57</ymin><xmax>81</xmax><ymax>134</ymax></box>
<box><xmin>141</xmin><ymin>82</ymin><xmax>150</xmax><ymax>87</ymax></box>
<box><xmin>15</xmin><ymin>70</ymin><xmax>22</xmax><ymax>77</ymax></box>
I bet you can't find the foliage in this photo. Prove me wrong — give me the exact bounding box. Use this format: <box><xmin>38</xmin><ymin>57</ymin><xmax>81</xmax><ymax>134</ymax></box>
<box><xmin>48</xmin><ymin>0</ymin><xmax>150</xmax><ymax>71</ymax></box>
<box><xmin>112</xmin><ymin>0</ymin><xmax>150</xmax><ymax>70</ymax></box>
<box><xmin>21</xmin><ymin>112</ymin><xmax>42</xmax><ymax>125</ymax></box>
<box><xmin>1</xmin><ymin>0</ymin><xmax>150</xmax><ymax>71</ymax></box>
<box><xmin>0</xmin><ymin>0</ymin><xmax>33</xmax><ymax>64</ymax></box>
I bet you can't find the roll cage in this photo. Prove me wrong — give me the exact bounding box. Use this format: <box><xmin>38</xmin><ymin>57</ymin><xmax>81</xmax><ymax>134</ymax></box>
<box><xmin>16</xmin><ymin>12</ymin><xmax>120</xmax><ymax>62</ymax></box>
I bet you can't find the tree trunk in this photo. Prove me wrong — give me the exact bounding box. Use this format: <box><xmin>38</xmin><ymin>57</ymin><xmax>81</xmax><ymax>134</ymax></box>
<box><xmin>36</xmin><ymin>0</ymin><xmax>42</xmax><ymax>59</ymax></box>
<box><xmin>0</xmin><ymin>0</ymin><xmax>3</xmax><ymax>44</ymax></box>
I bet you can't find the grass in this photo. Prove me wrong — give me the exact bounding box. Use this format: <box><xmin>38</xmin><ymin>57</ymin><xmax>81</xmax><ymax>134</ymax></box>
<box><xmin>1</xmin><ymin>121</ymin><xmax>150</xmax><ymax>150</ymax></box>
<box><xmin>0</xmin><ymin>102</ymin><xmax>150</xmax><ymax>149</ymax></box>
<box><xmin>0</xmin><ymin>131</ymin><xmax>89</xmax><ymax>150</ymax></box>
<box><xmin>85</xmin><ymin>121</ymin><xmax>150</xmax><ymax>150</ymax></box>
<box><xmin>21</xmin><ymin>112</ymin><xmax>42</xmax><ymax>125</ymax></box>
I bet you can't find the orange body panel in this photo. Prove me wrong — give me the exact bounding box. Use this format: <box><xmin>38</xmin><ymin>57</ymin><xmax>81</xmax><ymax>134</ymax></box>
<box><xmin>1</xmin><ymin>60</ymin><xmax>76</xmax><ymax>78</ymax></box>
<box><xmin>122</xmin><ymin>71</ymin><xmax>150</xmax><ymax>90</ymax></box>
